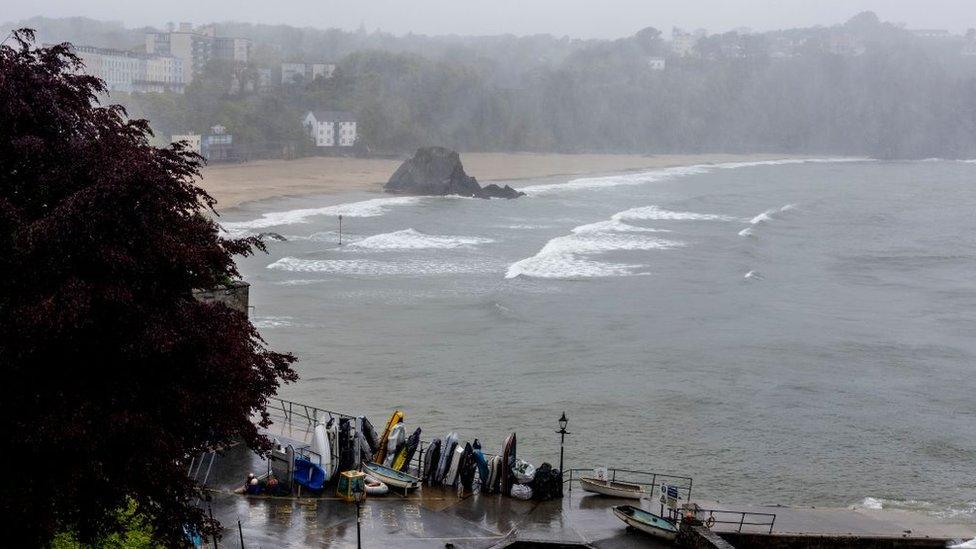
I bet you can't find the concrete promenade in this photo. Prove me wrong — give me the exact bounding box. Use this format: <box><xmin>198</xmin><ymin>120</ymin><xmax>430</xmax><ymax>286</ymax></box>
<box><xmin>199</xmin><ymin>442</ymin><xmax>975</xmax><ymax>548</ymax></box>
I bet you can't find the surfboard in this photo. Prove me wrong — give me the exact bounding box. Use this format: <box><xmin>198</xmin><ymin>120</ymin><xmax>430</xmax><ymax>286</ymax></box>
<box><xmin>374</xmin><ymin>410</ymin><xmax>403</xmax><ymax>464</ymax></box>
<box><xmin>436</xmin><ymin>432</ymin><xmax>458</xmax><ymax>483</ymax></box>
<box><xmin>444</xmin><ymin>442</ymin><xmax>465</xmax><ymax>486</ymax></box>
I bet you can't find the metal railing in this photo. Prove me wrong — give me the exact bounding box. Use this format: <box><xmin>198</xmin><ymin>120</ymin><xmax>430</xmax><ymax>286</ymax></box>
<box><xmin>563</xmin><ymin>467</ymin><xmax>694</xmax><ymax>502</ymax></box>
<box><xmin>688</xmin><ymin>505</ymin><xmax>776</xmax><ymax>534</ymax></box>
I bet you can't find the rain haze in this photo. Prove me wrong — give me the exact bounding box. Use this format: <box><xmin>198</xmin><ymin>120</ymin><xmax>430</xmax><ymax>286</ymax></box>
<box><xmin>8</xmin><ymin>0</ymin><xmax>976</xmax><ymax>37</ymax></box>
<box><xmin>5</xmin><ymin>0</ymin><xmax>976</xmax><ymax>547</ymax></box>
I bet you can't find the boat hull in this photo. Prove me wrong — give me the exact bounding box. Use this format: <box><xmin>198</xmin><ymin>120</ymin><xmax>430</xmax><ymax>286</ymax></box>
<box><xmin>364</xmin><ymin>462</ymin><xmax>421</xmax><ymax>491</ymax></box>
<box><xmin>580</xmin><ymin>476</ymin><xmax>645</xmax><ymax>499</ymax></box>
<box><xmin>612</xmin><ymin>505</ymin><xmax>678</xmax><ymax>542</ymax></box>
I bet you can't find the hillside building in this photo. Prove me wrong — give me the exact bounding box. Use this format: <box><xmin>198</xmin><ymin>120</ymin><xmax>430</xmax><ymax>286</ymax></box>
<box><xmin>303</xmin><ymin>111</ymin><xmax>357</xmax><ymax>148</ymax></box>
<box><xmin>146</xmin><ymin>23</ymin><xmax>251</xmax><ymax>84</ymax></box>
<box><xmin>282</xmin><ymin>63</ymin><xmax>337</xmax><ymax>85</ymax></box>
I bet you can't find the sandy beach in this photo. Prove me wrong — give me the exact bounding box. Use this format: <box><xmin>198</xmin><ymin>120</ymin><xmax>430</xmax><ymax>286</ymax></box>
<box><xmin>199</xmin><ymin>152</ymin><xmax>806</xmax><ymax>210</ymax></box>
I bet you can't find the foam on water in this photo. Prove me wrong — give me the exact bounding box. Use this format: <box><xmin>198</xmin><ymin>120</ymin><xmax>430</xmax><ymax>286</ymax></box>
<box><xmin>949</xmin><ymin>540</ymin><xmax>976</xmax><ymax>549</ymax></box>
<box><xmin>738</xmin><ymin>227</ymin><xmax>755</xmax><ymax>237</ymax></box>
<box><xmin>348</xmin><ymin>228</ymin><xmax>494</xmax><ymax>250</ymax></box>
<box><xmin>506</xmin><ymin>212</ymin><xmax>683</xmax><ymax>279</ymax></box>
<box><xmin>750</xmin><ymin>209</ymin><xmax>776</xmax><ymax>224</ymax></box>
<box><xmin>252</xmin><ymin>315</ymin><xmax>295</xmax><ymax>329</ymax></box>
<box><xmin>780</xmin><ymin>203</ymin><xmax>797</xmax><ymax>212</ymax></box>
<box><xmin>520</xmin><ymin>158</ymin><xmax>870</xmax><ymax>196</ymax></box>
<box><xmin>521</xmin><ymin>165</ymin><xmax>711</xmax><ymax>195</ymax></box>
<box><xmin>572</xmin><ymin>219</ymin><xmax>670</xmax><ymax>234</ymax></box>
<box><xmin>613</xmin><ymin>205</ymin><xmax>739</xmax><ymax>222</ymax></box>
<box><xmin>221</xmin><ymin>196</ymin><xmax>423</xmax><ymax>233</ymax></box>
<box><xmin>269</xmin><ymin>256</ymin><xmax>496</xmax><ymax>276</ymax></box>
<box><xmin>744</xmin><ymin>270</ymin><xmax>764</xmax><ymax>280</ymax></box>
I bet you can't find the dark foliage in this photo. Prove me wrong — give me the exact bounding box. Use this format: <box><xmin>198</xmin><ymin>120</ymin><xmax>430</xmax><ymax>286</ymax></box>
<box><xmin>0</xmin><ymin>29</ymin><xmax>297</xmax><ymax>546</ymax></box>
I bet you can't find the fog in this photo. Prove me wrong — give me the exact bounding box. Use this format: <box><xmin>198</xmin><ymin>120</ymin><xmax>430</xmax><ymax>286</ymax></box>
<box><xmin>9</xmin><ymin>0</ymin><xmax>976</xmax><ymax>38</ymax></box>
<box><xmin>8</xmin><ymin>4</ymin><xmax>976</xmax><ymax>159</ymax></box>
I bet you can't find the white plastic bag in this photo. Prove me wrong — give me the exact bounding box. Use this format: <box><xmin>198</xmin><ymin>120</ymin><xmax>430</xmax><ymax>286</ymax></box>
<box><xmin>511</xmin><ymin>483</ymin><xmax>533</xmax><ymax>500</ymax></box>
<box><xmin>512</xmin><ymin>459</ymin><xmax>536</xmax><ymax>484</ymax></box>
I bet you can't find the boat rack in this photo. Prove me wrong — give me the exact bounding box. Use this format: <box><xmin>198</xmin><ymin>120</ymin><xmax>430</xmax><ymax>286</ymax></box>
<box><xmin>562</xmin><ymin>467</ymin><xmax>694</xmax><ymax>502</ymax></box>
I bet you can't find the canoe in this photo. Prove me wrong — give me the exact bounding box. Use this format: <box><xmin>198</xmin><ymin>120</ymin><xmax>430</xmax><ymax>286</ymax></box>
<box><xmin>612</xmin><ymin>505</ymin><xmax>678</xmax><ymax>542</ymax></box>
<box><xmin>580</xmin><ymin>476</ymin><xmax>646</xmax><ymax>499</ymax></box>
<box><xmin>364</xmin><ymin>462</ymin><xmax>421</xmax><ymax>491</ymax></box>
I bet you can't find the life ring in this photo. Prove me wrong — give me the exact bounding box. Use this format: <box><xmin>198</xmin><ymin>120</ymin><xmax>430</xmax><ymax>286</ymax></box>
<box><xmin>705</xmin><ymin>516</ymin><xmax>716</xmax><ymax>528</ymax></box>
<box><xmin>364</xmin><ymin>475</ymin><xmax>389</xmax><ymax>496</ymax></box>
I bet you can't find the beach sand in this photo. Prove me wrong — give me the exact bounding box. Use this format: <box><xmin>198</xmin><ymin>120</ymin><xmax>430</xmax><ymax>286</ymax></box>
<box><xmin>199</xmin><ymin>152</ymin><xmax>805</xmax><ymax>210</ymax></box>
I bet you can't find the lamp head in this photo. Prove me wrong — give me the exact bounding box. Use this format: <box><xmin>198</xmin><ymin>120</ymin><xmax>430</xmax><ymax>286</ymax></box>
<box><xmin>558</xmin><ymin>411</ymin><xmax>568</xmax><ymax>431</ymax></box>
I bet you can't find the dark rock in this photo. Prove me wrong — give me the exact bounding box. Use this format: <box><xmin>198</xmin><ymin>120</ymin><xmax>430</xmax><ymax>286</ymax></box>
<box><xmin>385</xmin><ymin>147</ymin><xmax>524</xmax><ymax>199</ymax></box>
<box><xmin>257</xmin><ymin>232</ymin><xmax>287</xmax><ymax>241</ymax></box>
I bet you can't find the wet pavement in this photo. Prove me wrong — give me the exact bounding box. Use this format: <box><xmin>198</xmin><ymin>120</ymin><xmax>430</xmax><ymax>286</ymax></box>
<box><xmin>203</xmin><ymin>443</ymin><xmax>672</xmax><ymax>548</ymax></box>
<box><xmin>199</xmin><ymin>435</ymin><xmax>976</xmax><ymax>548</ymax></box>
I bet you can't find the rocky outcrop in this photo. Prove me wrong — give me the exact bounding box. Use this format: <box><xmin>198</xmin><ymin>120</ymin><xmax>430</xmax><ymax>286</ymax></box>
<box><xmin>385</xmin><ymin>147</ymin><xmax>524</xmax><ymax>199</ymax></box>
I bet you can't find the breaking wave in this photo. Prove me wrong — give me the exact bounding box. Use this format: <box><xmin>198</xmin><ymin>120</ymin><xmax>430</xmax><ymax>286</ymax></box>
<box><xmin>613</xmin><ymin>205</ymin><xmax>739</xmax><ymax>222</ymax></box>
<box><xmin>738</xmin><ymin>228</ymin><xmax>755</xmax><ymax>237</ymax></box>
<box><xmin>268</xmin><ymin>256</ymin><xmax>497</xmax><ymax>276</ymax></box>
<box><xmin>348</xmin><ymin>229</ymin><xmax>494</xmax><ymax>250</ymax></box>
<box><xmin>520</xmin><ymin>158</ymin><xmax>870</xmax><ymax>195</ymax></box>
<box><xmin>743</xmin><ymin>270</ymin><xmax>764</xmax><ymax>280</ymax></box>
<box><xmin>750</xmin><ymin>209</ymin><xmax>776</xmax><ymax>224</ymax></box>
<box><xmin>221</xmin><ymin>196</ymin><xmax>423</xmax><ymax>233</ymax></box>
<box><xmin>506</xmin><ymin>214</ymin><xmax>683</xmax><ymax>279</ymax></box>
<box><xmin>252</xmin><ymin>315</ymin><xmax>295</xmax><ymax>329</ymax></box>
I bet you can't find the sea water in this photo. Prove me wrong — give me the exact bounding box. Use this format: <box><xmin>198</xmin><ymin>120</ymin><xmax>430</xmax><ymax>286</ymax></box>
<box><xmin>227</xmin><ymin>158</ymin><xmax>976</xmax><ymax>518</ymax></box>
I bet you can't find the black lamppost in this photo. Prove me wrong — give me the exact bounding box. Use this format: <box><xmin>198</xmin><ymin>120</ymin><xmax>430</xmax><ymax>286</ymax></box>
<box><xmin>557</xmin><ymin>412</ymin><xmax>569</xmax><ymax>494</ymax></box>
<box><xmin>353</xmin><ymin>482</ymin><xmax>364</xmax><ymax>549</ymax></box>
<box><xmin>338</xmin><ymin>214</ymin><xmax>343</xmax><ymax>246</ymax></box>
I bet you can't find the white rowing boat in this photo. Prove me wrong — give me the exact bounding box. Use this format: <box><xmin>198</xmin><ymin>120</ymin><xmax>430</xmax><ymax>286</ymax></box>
<box><xmin>579</xmin><ymin>476</ymin><xmax>646</xmax><ymax>499</ymax></box>
<box><xmin>612</xmin><ymin>505</ymin><xmax>679</xmax><ymax>542</ymax></box>
<box><xmin>364</xmin><ymin>462</ymin><xmax>420</xmax><ymax>491</ymax></box>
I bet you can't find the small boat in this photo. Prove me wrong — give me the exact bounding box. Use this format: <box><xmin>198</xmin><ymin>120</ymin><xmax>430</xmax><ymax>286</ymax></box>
<box><xmin>579</xmin><ymin>476</ymin><xmax>646</xmax><ymax>499</ymax></box>
<box><xmin>293</xmin><ymin>456</ymin><xmax>326</xmax><ymax>491</ymax></box>
<box><xmin>612</xmin><ymin>505</ymin><xmax>679</xmax><ymax>542</ymax></box>
<box><xmin>364</xmin><ymin>462</ymin><xmax>420</xmax><ymax>491</ymax></box>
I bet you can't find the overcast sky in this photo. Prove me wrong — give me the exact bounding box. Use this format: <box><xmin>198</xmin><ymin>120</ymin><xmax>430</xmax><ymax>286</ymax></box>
<box><xmin>8</xmin><ymin>0</ymin><xmax>976</xmax><ymax>38</ymax></box>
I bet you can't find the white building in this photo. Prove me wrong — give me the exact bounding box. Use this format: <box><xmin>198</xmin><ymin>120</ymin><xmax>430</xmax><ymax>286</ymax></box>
<box><xmin>647</xmin><ymin>57</ymin><xmax>666</xmax><ymax>70</ymax></box>
<box><xmin>282</xmin><ymin>62</ymin><xmax>337</xmax><ymax>85</ymax></box>
<box><xmin>71</xmin><ymin>45</ymin><xmax>184</xmax><ymax>93</ymax></box>
<box><xmin>303</xmin><ymin>111</ymin><xmax>357</xmax><ymax>148</ymax></box>
<box><xmin>171</xmin><ymin>133</ymin><xmax>202</xmax><ymax>154</ymax></box>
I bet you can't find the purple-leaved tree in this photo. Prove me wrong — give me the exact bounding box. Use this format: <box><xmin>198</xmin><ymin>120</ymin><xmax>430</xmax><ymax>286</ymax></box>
<box><xmin>0</xmin><ymin>29</ymin><xmax>297</xmax><ymax>546</ymax></box>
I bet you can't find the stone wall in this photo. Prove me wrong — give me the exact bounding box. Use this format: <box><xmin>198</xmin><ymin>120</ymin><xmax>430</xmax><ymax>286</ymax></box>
<box><xmin>719</xmin><ymin>533</ymin><xmax>952</xmax><ymax>549</ymax></box>
<box><xmin>192</xmin><ymin>280</ymin><xmax>250</xmax><ymax>315</ymax></box>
